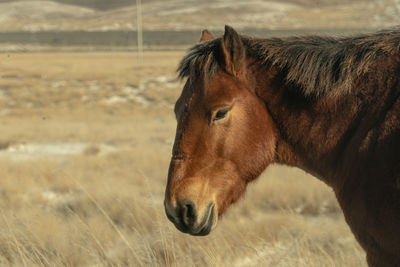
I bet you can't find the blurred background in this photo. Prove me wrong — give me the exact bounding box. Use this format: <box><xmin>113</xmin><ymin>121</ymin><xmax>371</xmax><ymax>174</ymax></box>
<box><xmin>0</xmin><ymin>0</ymin><xmax>399</xmax><ymax>266</ymax></box>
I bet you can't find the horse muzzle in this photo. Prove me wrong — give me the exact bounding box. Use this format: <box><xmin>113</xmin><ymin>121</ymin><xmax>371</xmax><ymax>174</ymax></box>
<box><xmin>164</xmin><ymin>200</ymin><xmax>217</xmax><ymax>236</ymax></box>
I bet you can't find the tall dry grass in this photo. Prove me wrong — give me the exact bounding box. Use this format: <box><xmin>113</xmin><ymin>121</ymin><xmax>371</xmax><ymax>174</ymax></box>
<box><xmin>0</xmin><ymin>52</ymin><xmax>366</xmax><ymax>266</ymax></box>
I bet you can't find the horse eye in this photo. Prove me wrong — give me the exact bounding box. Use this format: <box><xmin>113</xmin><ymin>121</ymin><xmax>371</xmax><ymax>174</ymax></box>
<box><xmin>213</xmin><ymin>109</ymin><xmax>229</xmax><ymax>121</ymax></box>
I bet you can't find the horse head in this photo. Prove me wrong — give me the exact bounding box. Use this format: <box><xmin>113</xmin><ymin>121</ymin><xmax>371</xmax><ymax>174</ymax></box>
<box><xmin>164</xmin><ymin>26</ymin><xmax>277</xmax><ymax>235</ymax></box>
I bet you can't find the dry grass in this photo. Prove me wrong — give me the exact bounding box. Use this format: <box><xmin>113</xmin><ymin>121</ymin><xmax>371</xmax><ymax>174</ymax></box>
<box><xmin>0</xmin><ymin>51</ymin><xmax>366</xmax><ymax>266</ymax></box>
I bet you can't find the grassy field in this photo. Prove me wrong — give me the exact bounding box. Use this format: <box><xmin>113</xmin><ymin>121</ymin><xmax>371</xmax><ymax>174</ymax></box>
<box><xmin>0</xmin><ymin>51</ymin><xmax>366</xmax><ymax>266</ymax></box>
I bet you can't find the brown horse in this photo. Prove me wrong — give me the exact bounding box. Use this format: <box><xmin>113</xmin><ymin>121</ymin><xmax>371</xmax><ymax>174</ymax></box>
<box><xmin>164</xmin><ymin>26</ymin><xmax>400</xmax><ymax>266</ymax></box>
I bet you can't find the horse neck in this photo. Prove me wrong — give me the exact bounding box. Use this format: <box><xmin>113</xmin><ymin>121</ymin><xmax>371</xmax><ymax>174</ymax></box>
<box><xmin>249</xmin><ymin>60</ymin><xmax>393</xmax><ymax>188</ymax></box>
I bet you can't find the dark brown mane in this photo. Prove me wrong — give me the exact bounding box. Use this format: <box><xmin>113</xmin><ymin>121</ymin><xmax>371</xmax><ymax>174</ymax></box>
<box><xmin>178</xmin><ymin>28</ymin><xmax>400</xmax><ymax>97</ymax></box>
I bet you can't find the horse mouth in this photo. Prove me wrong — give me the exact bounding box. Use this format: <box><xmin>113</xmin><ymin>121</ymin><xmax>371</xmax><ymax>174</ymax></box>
<box><xmin>166</xmin><ymin>202</ymin><xmax>216</xmax><ymax>236</ymax></box>
<box><xmin>191</xmin><ymin>203</ymin><xmax>216</xmax><ymax>236</ymax></box>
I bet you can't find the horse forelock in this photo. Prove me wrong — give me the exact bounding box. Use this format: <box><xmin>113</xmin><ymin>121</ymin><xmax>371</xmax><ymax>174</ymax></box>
<box><xmin>177</xmin><ymin>39</ymin><xmax>220</xmax><ymax>84</ymax></box>
<box><xmin>177</xmin><ymin>28</ymin><xmax>400</xmax><ymax>97</ymax></box>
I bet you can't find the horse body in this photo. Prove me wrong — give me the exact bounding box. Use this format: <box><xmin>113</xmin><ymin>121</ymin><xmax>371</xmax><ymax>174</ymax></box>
<box><xmin>164</xmin><ymin>26</ymin><xmax>400</xmax><ymax>266</ymax></box>
<box><xmin>258</xmin><ymin>50</ymin><xmax>400</xmax><ymax>266</ymax></box>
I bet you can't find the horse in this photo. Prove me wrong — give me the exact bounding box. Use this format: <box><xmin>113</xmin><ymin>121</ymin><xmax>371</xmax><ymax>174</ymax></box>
<box><xmin>164</xmin><ymin>25</ymin><xmax>400</xmax><ymax>266</ymax></box>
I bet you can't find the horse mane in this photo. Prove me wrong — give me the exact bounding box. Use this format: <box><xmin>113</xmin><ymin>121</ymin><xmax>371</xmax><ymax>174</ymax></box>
<box><xmin>178</xmin><ymin>28</ymin><xmax>400</xmax><ymax>97</ymax></box>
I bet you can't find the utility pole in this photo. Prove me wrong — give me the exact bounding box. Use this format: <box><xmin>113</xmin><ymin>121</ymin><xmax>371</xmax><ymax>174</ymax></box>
<box><xmin>136</xmin><ymin>0</ymin><xmax>143</xmax><ymax>64</ymax></box>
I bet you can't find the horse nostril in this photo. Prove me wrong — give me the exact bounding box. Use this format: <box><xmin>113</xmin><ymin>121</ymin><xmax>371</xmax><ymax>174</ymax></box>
<box><xmin>180</xmin><ymin>200</ymin><xmax>197</xmax><ymax>227</ymax></box>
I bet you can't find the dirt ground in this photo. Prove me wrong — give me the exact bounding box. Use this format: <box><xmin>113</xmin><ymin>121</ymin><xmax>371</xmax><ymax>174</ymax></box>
<box><xmin>0</xmin><ymin>51</ymin><xmax>366</xmax><ymax>266</ymax></box>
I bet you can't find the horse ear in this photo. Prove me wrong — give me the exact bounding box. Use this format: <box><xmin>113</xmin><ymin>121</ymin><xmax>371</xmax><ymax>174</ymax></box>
<box><xmin>220</xmin><ymin>25</ymin><xmax>245</xmax><ymax>76</ymax></box>
<box><xmin>199</xmin><ymin>29</ymin><xmax>214</xmax><ymax>42</ymax></box>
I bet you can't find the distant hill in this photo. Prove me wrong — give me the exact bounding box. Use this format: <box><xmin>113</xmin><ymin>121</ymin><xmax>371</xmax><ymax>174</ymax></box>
<box><xmin>0</xmin><ymin>0</ymin><xmax>397</xmax><ymax>31</ymax></box>
<box><xmin>0</xmin><ymin>0</ymin><xmax>374</xmax><ymax>10</ymax></box>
